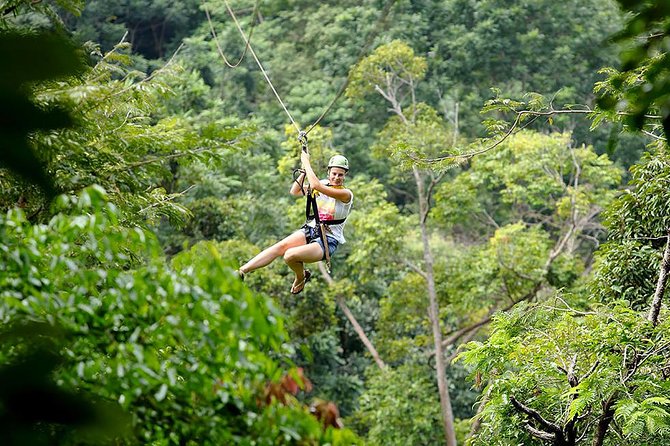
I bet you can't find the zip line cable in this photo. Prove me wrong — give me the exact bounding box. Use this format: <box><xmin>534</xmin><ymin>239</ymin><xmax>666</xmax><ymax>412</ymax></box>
<box><xmin>208</xmin><ymin>0</ymin><xmax>398</xmax><ymax>138</ymax></box>
<box><xmin>221</xmin><ymin>0</ymin><xmax>301</xmax><ymax>134</ymax></box>
<box><xmin>203</xmin><ymin>0</ymin><xmax>259</xmax><ymax>68</ymax></box>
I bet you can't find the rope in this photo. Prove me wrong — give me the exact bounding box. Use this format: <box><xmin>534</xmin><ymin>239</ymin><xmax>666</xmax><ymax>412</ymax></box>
<box><xmin>202</xmin><ymin>0</ymin><xmax>259</xmax><ymax>68</ymax></box>
<box><xmin>222</xmin><ymin>0</ymin><xmax>301</xmax><ymax>134</ymax></box>
<box><xmin>211</xmin><ymin>0</ymin><xmax>397</xmax><ymax>138</ymax></box>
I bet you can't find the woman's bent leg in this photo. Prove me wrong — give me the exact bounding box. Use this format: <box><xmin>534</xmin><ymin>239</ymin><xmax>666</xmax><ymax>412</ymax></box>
<box><xmin>240</xmin><ymin>231</ymin><xmax>306</xmax><ymax>274</ymax></box>
<box><xmin>284</xmin><ymin>242</ymin><xmax>324</xmax><ymax>293</ymax></box>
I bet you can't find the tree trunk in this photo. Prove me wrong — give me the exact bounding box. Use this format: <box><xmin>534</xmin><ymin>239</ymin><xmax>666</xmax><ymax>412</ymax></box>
<box><xmin>467</xmin><ymin>385</ymin><xmax>492</xmax><ymax>440</ymax></box>
<box><xmin>414</xmin><ymin>167</ymin><xmax>458</xmax><ymax>446</ymax></box>
<box><xmin>648</xmin><ymin>229</ymin><xmax>670</xmax><ymax>325</ymax></box>
<box><xmin>592</xmin><ymin>396</ymin><xmax>616</xmax><ymax>446</ymax></box>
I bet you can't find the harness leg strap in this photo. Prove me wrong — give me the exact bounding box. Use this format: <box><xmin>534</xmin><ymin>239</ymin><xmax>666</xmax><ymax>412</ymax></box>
<box><xmin>319</xmin><ymin>223</ymin><xmax>331</xmax><ymax>273</ymax></box>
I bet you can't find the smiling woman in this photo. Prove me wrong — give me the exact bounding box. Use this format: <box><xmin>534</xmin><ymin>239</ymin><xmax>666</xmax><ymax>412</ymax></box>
<box><xmin>238</xmin><ymin>152</ymin><xmax>354</xmax><ymax>294</ymax></box>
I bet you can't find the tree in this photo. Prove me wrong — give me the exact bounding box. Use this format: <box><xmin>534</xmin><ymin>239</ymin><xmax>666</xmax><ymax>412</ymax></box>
<box><xmin>458</xmin><ymin>299</ymin><xmax>670</xmax><ymax>446</ymax></box>
<box><xmin>347</xmin><ymin>39</ymin><xmax>459</xmax><ymax>446</ymax></box>
<box><xmin>411</xmin><ymin>0</ymin><xmax>622</xmax><ymax>137</ymax></box>
<box><xmin>0</xmin><ymin>186</ymin><xmax>363</xmax><ymax>444</ymax></box>
<box><xmin>456</xmin><ymin>2</ymin><xmax>670</xmax><ymax>444</ymax></box>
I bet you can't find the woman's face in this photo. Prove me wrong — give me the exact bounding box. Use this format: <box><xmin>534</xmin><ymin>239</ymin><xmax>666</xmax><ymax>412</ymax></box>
<box><xmin>328</xmin><ymin>167</ymin><xmax>347</xmax><ymax>186</ymax></box>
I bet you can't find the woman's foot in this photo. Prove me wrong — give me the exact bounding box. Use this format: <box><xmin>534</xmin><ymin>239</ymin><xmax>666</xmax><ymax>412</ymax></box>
<box><xmin>290</xmin><ymin>269</ymin><xmax>311</xmax><ymax>294</ymax></box>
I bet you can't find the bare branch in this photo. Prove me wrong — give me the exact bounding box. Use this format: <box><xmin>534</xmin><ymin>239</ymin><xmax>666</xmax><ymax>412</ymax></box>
<box><xmin>317</xmin><ymin>263</ymin><xmax>386</xmax><ymax>370</ymax></box>
<box><xmin>426</xmin><ymin>171</ymin><xmax>446</xmax><ymax>206</ymax></box>
<box><xmin>648</xmin><ymin>228</ymin><xmax>670</xmax><ymax>325</ymax></box>
<box><xmin>567</xmin><ymin>353</ymin><xmax>578</xmax><ymax>387</ymax></box>
<box><xmin>592</xmin><ymin>396</ymin><xmax>616</xmax><ymax>446</ymax></box>
<box><xmin>429</xmin><ymin>281</ymin><xmax>544</xmax><ymax>357</ymax></box>
<box><xmin>481</xmin><ymin>209</ymin><xmax>500</xmax><ymax>229</ymax></box>
<box><xmin>466</xmin><ymin>384</ymin><xmax>492</xmax><ymax>439</ymax></box>
<box><xmin>138</xmin><ymin>185</ymin><xmax>195</xmax><ymax>213</ymax></box>
<box><xmin>413</xmin><ymin>108</ymin><xmax>663</xmax><ymax>164</ymax></box>
<box><xmin>524</xmin><ymin>424</ymin><xmax>556</xmax><ymax>442</ymax></box>
<box><xmin>416</xmin><ymin>112</ymin><xmax>524</xmax><ymax>163</ymax></box>
<box><xmin>401</xmin><ymin>258</ymin><xmax>428</xmax><ymax>280</ymax></box>
<box><xmin>641</xmin><ymin>129</ymin><xmax>666</xmax><ymax>141</ymax></box>
<box><xmin>583</xmin><ymin>360</ymin><xmax>600</xmax><ymax>381</ymax></box>
<box><xmin>510</xmin><ymin>396</ymin><xmax>563</xmax><ymax>434</ymax></box>
<box><xmin>109</xmin><ymin>145</ymin><xmax>229</xmax><ymax>172</ymax></box>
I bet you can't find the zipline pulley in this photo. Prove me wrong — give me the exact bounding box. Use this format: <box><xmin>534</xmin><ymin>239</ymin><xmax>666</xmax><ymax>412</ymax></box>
<box><xmin>298</xmin><ymin>130</ymin><xmax>308</xmax><ymax>153</ymax></box>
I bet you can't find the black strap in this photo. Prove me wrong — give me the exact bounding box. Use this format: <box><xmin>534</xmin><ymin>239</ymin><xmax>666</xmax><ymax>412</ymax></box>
<box><xmin>305</xmin><ymin>186</ymin><xmax>320</xmax><ymax>224</ymax></box>
<box><xmin>321</xmin><ymin>218</ymin><xmax>346</xmax><ymax>225</ymax></box>
<box><xmin>293</xmin><ymin>168</ymin><xmax>306</xmax><ymax>196</ymax></box>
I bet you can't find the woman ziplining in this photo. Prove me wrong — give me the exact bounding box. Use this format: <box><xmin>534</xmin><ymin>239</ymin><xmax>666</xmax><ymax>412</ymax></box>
<box><xmin>204</xmin><ymin>0</ymin><xmax>395</xmax><ymax>291</ymax></box>
<box><xmin>238</xmin><ymin>148</ymin><xmax>353</xmax><ymax>294</ymax></box>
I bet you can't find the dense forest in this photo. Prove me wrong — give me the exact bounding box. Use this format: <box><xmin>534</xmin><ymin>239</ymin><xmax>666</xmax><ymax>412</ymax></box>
<box><xmin>2</xmin><ymin>0</ymin><xmax>670</xmax><ymax>445</ymax></box>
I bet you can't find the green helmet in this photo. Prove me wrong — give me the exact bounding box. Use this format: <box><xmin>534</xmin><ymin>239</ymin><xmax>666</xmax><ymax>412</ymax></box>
<box><xmin>327</xmin><ymin>154</ymin><xmax>349</xmax><ymax>171</ymax></box>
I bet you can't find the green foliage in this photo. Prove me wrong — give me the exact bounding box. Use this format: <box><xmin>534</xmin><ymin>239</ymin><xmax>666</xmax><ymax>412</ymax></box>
<box><xmin>0</xmin><ymin>187</ymin><xmax>363</xmax><ymax>444</ymax></box>
<box><xmin>592</xmin><ymin>147</ymin><xmax>670</xmax><ymax>308</ymax></box>
<box><xmin>601</xmin><ymin>0</ymin><xmax>670</xmax><ymax>135</ymax></box>
<box><xmin>373</xmin><ymin>103</ymin><xmax>458</xmax><ymax>168</ymax></box>
<box><xmin>458</xmin><ymin>300</ymin><xmax>670</xmax><ymax>445</ymax></box>
<box><xmin>590</xmin><ymin>240</ymin><xmax>660</xmax><ymax>309</ymax></box>
<box><xmin>0</xmin><ymin>31</ymin><xmax>85</xmax><ymax>197</ymax></box>
<box><xmin>352</xmin><ymin>363</ymin><xmax>444</xmax><ymax>446</ymax></box>
<box><xmin>65</xmin><ymin>0</ymin><xmax>202</xmax><ymax>58</ymax></box>
<box><xmin>347</xmin><ymin>39</ymin><xmax>427</xmax><ymax>100</ymax></box>
<box><xmin>278</xmin><ymin>125</ymin><xmax>337</xmax><ymax>176</ymax></box>
<box><xmin>423</xmin><ymin>0</ymin><xmax>622</xmax><ymax>134</ymax></box>
<box><xmin>0</xmin><ymin>322</ymin><xmax>130</xmax><ymax>445</ymax></box>
<box><xmin>345</xmin><ymin>176</ymin><xmax>409</xmax><ymax>281</ymax></box>
<box><xmin>603</xmin><ymin>148</ymin><xmax>670</xmax><ymax>240</ymax></box>
<box><xmin>615</xmin><ymin>397</ymin><xmax>670</xmax><ymax>438</ymax></box>
<box><xmin>433</xmin><ymin>131</ymin><xmax>621</xmax><ymax>235</ymax></box>
<box><xmin>376</xmin><ymin>272</ymin><xmax>429</xmax><ymax>362</ymax></box>
<box><xmin>0</xmin><ymin>38</ymin><xmax>244</xmax><ymax>228</ymax></box>
<box><xmin>5</xmin><ymin>2</ymin><xmax>661</xmax><ymax>445</ymax></box>
<box><xmin>1</xmin><ymin>0</ymin><xmax>84</xmax><ymax>28</ymax></box>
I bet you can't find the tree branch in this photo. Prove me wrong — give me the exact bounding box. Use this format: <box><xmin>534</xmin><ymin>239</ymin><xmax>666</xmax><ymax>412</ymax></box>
<box><xmin>592</xmin><ymin>395</ymin><xmax>616</xmax><ymax>446</ymax></box>
<box><xmin>426</xmin><ymin>172</ymin><xmax>445</xmax><ymax>205</ymax></box>
<box><xmin>108</xmin><ymin>145</ymin><xmax>231</xmax><ymax>173</ymax></box>
<box><xmin>648</xmin><ymin>228</ymin><xmax>670</xmax><ymax>325</ymax></box>
<box><xmin>138</xmin><ymin>185</ymin><xmax>195</xmax><ymax>213</ymax></box>
<box><xmin>510</xmin><ymin>396</ymin><xmax>563</xmax><ymax>435</ymax></box>
<box><xmin>466</xmin><ymin>384</ymin><xmax>492</xmax><ymax>440</ymax></box>
<box><xmin>431</xmin><ymin>281</ymin><xmax>544</xmax><ymax>356</ymax></box>
<box><xmin>317</xmin><ymin>263</ymin><xmax>386</xmax><ymax>370</ymax></box>
<box><xmin>3</xmin><ymin>0</ymin><xmax>42</xmax><ymax>17</ymax></box>
<box><xmin>641</xmin><ymin>129</ymin><xmax>666</xmax><ymax>141</ymax></box>
<box><xmin>525</xmin><ymin>424</ymin><xmax>556</xmax><ymax>442</ymax></box>
<box><xmin>414</xmin><ymin>108</ymin><xmax>663</xmax><ymax>164</ymax></box>
<box><xmin>401</xmin><ymin>258</ymin><xmax>427</xmax><ymax>280</ymax></box>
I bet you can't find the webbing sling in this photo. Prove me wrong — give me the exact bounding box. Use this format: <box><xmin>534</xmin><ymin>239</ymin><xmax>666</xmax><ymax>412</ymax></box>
<box><xmin>305</xmin><ymin>188</ymin><xmax>333</xmax><ymax>272</ymax></box>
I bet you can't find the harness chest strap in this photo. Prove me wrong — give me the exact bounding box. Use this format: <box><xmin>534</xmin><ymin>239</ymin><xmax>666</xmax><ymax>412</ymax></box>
<box><xmin>304</xmin><ymin>187</ymin><xmax>347</xmax><ymax>225</ymax></box>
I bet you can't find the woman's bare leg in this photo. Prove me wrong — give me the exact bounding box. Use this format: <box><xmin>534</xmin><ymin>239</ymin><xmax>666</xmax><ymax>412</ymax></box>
<box><xmin>283</xmin><ymin>243</ymin><xmax>324</xmax><ymax>292</ymax></box>
<box><xmin>239</xmin><ymin>231</ymin><xmax>306</xmax><ymax>275</ymax></box>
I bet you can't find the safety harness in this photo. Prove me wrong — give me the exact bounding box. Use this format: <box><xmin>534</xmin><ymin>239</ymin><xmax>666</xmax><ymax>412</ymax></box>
<box><xmin>293</xmin><ymin>132</ymin><xmax>347</xmax><ymax>273</ymax></box>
